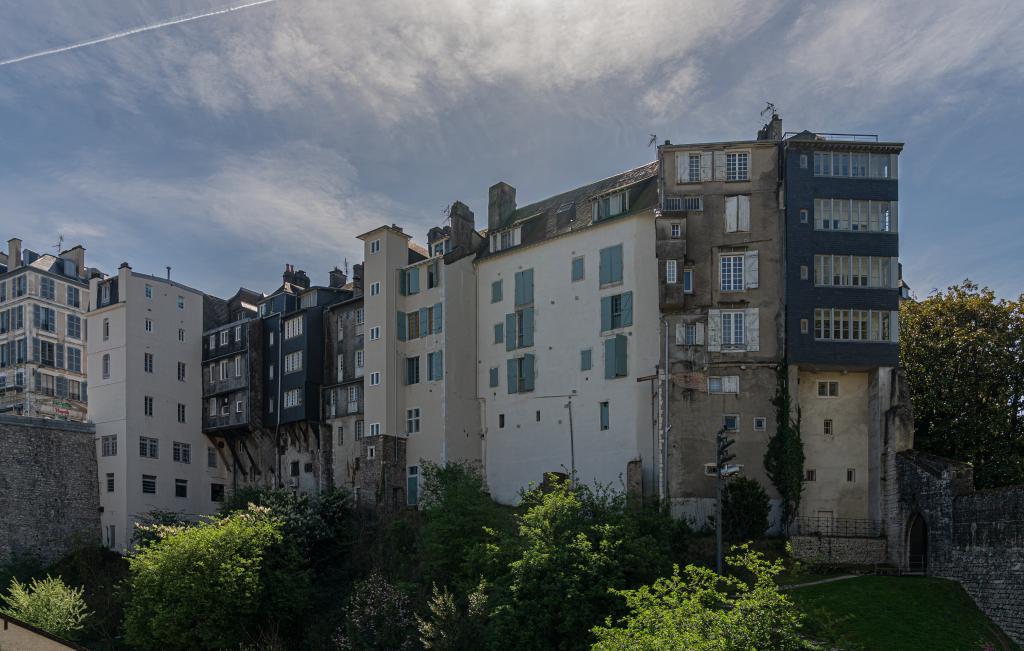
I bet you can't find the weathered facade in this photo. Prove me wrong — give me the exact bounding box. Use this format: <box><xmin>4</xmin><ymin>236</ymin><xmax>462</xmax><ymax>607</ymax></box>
<box><xmin>323</xmin><ymin>265</ymin><xmax>364</xmax><ymax>493</ymax></box>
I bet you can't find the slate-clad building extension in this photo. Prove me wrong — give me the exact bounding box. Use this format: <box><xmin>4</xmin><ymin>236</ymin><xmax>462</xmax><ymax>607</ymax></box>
<box><xmin>781</xmin><ymin>129</ymin><xmax>903</xmax><ymax>524</ymax></box>
<box><xmin>656</xmin><ymin>117</ymin><xmax>786</xmax><ymax>527</ymax></box>
<box><xmin>0</xmin><ymin>238</ymin><xmax>96</xmax><ymax>421</ymax></box>
<box><xmin>476</xmin><ymin>165</ymin><xmax>661</xmax><ymax>504</ymax></box>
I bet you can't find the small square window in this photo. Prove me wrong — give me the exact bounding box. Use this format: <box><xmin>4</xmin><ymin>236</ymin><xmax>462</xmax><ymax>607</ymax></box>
<box><xmin>367</xmin><ymin>445</ymin><xmax>376</xmax><ymax>459</ymax></box>
<box><xmin>800</xmin><ymin>319</ymin><xmax>809</xmax><ymax>334</ymax></box>
<box><xmin>670</xmin><ymin>223</ymin><xmax>682</xmax><ymax>238</ymax></box>
<box><xmin>753</xmin><ymin>417</ymin><xmax>767</xmax><ymax>431</ymax></box>
<box><xmin>804</xmin><ymin>469</ymin><xmax>817</xmax><ymax>482</ymax></box>
<box><xmin>823</xmin><ymin>419</ymin><xmax>834</xmax><ymax>436</ymax></box>
<box><xmin>799</xmin><ymin>154</ymin><xmax>808</xmax><ymax>169</ymax></box>
<box><xmin>723</xmin><ymin>414</ymin><xmax>739</xmax><ymax>432</ymax></box>
<box><xmin>800</xmin><ymin>265</ymin><xmax>808</xmax><ymax>280</ymax></box>
<box><xmin>800</xmin><ymin>209</ymin><xmax>809</xmax><ymax>224</ymax></box>
<box><xmin>817</xmin><ymin>381</ymin><xmax>839</xmax><ymax>398</ymax></box>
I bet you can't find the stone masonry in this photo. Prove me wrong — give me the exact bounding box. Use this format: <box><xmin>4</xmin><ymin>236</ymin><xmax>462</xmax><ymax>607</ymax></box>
<box><xmin>789</xmin><ymin>535</ymin><xmax>887</xmax><ymax>566</ymax></box>
<box><xmin>0</xmin><ymin>415</ymin><xmax>100</xmax><ymax>565</ymax></box>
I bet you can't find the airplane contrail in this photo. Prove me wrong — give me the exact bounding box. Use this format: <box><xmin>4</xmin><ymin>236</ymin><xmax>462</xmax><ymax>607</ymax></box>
<box><xmin>0</xmin><ymin>0</ymin><xmax>277</xmax><ymax>67</ymax></box>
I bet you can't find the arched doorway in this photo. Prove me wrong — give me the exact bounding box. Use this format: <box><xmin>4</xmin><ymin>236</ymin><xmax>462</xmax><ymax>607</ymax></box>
<box><xmin>907</xmin><ymin>513</ymin><xmax>928</xmax><ymax>573</ymax></box>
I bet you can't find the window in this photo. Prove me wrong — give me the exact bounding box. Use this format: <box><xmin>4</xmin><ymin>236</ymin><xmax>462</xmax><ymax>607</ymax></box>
<box><xmin>67</xmin><ymin>347</ymin><xmax>82</xmax><ymax>373</ymax></box>
<box><xmin>506</xmin><ymin>354</ymin><xmax>535</xmax><ymax>393</ymax></box>
<box><xmin>367</xmin><ymin>445</ymin><xmax>376</xmax><ymax>459</ymax></box>
<box><xmin>336</xmin><ymin>425</ymin><xmax>344</xmax><ymax>446</ymax></box>
<box><xmin>140</xmin><ymin>436</ymin><xmax>158</xmax><ymax>458</ymax></box>
<box><xmin>427</xmin><ymin>260</ymin><xmax>440</xmax><ymax>289</ymax></box>
<box><xmin>724</xmin><ymin>195</ymin><xmax>750</xmax><ymax>232</ymax></box>
<box><xmin>603</xmin><ymin>335</ymin><xmax>628</xmax><ymax>379</ymax></box>
<box><xmin>174</xmin><ymin>479</ymin><xmax>188</xmax><ymax>498</ymax></box>
<box><xmin>234</xmin><ymin>356</ymin><xmax>241</xmax><ymax>377</ymax></box>
<box><xmin>847</xmin><ymin>468</ymin><xmax>857</xmax><ymax>482</ymax></box>
<box><xmin>723</xmin><ymin>414</ymin><xmax>739</xmax><ymax>431</ymax></box>
<box><xmin>581</xmin><ymin>348</ymin><xmax>592</xmax><ymax>371</ymax></box>
<box><xmin>721</xmin><ymin>310</ymin><xmax>745</xmax><ymax>348</ymax></box>
<box><xmin>599</xmin><ymin>244</ymin><xmax>624</xmax><ymax>285</ymax></box>
<box><xmin>177</xmin><ymin>403</ymin><xmax>186</xmax><ymax>423</ymax></box>
<box><xmin>726</xmin><ymin>152</ymin><xmax>749</xmax><ymax>181</ymax></box>
<box><xmin>208</xmin><ymin>446</ymin><xmax>218</xmax><ymax>468</ymax></box>
<box><xmin>142</xmin><ymin>475</ymin><xmax>157</xmax><ymax>494</ymax></box>
<box><xmin>177</xmin><ymin>296</ymin><xmax>185</xmax><ymax>310</ymax></box>
<box><xmin>284</xmin><ymin>351</ymin><xmax>303</xmax><ymax>374</ymax></box>
<box><xmin>370</xmin><ymin>372</ymin><xmax>381</xmax><ymax>386</ymax></box>
<box><xmin>145</xmin><ymin>284</ymin><xmax>152</xmax><ymax>299</ymax></box>
<box><xmin>102</xmin><ymin>318</ymin><xmax>109</xmax><ymax>341</ymax></box>
<box><xmin>666</xmin><ymin>260</ymin><xmax>678</xmax><ymax>284</ymax></box>
<box><xmin>804</xmin><ymin>469</ymin><xmax>817</xmax><ymax>481</ymax></box>
<box><xmin>370</xmin><ymin>239</ymin><xmax>381</xmax><ymax>254</ymax></box>
<box><xmin>33</xmin><ymin>305</ymin><xmax>56</xmax><ymax>332</ymax></box>
<box><xmin>494</xmin><ymin>322</ymin><xmax>504</xmax><ymax>344</ymax></box>
<box><xmin>235</xmin><ymin>325</ymin><xmax>242</xmax><ymax>341</ymax></box>
<box><xmin>178</xmin><ymin>328</ymin><xmax>185</xmax><ymax>342</ymax></box>
<box><xmin>406</xmin><ymin>356</ymin><xmax>420</xmax><ymax>385</ymax></box>
<box><xmin>408</xmin><ymin>466</ymin><xmax>419</xmax><ymax>506</ymax></box>
<box><xmin>682</xmin><ymin>269</ymin><xmax>693</xmax><ymax>293</ymax></box>
<box><xmin>498</xmin><ymin>414</ymin><xmax>505</xmax><ymax>428</ymax></box>
<box><xmin>347</xmin><ymin>385</ymin><xmax>359</xmax><ymax>403</ymax></box>
<box><xmin>514</xmin><ymin>269</ymin><xmax>534</xmax><ymax>306</ymax></box>
<box><xmin>600</xmin><ymin>292</ymin><xmax>633</xmax><ymax>332</ymax></box>
<box><xmin>571</xmin><ymin>256</ymin><xmax>585</xmax><ymax>282</ymax></box>
<box><xmin>800</xmin><ymin>209</ymin><xmax>809</xmax><ymax>224</ymax></box>
<box><xmin>670</xmin><ymin>223</ymin><xmax>682</xmax><ymax>238</ymax></box>
<box><xmin>688</xmin><ymin>153</ymin><xmax>701</xmax><ymax>181</ymax></box>
<box><xmin>66</xmin><ymin>315</ymin><xmax>81</xmax><ymax>339</ymax></box>
<box><xmin>236</xmin><ymin>400</ymin><xmax>243</xmax><ymax>414</ymax></box>
<box><xmin>814</xmin><ymin>198</ymin><xmax>897</xmax><ymax>233</ymax></box>
<box><xmin>356</xmin><ymin>308</ymin><xmax>364</xmax><ymax>325</ymax></box>
<box><xmin>355</xmin><ymin>350</ymin><xmax>364</xmax><ymax>369</ymax></box>
<box><xmin>144</xmin><ymin>353</ymin><xmax>153</xmax><ymax>373</ymax></box>
<box><xmin>356</xmin><ymin>420</ymin><xmax>365</xmax><ymax>438</ymax></box>
<box><xmin>720</xmin><ymin>254</ymin><xmax>744</xmax><ymax>291</ymax></box>
<box><xmin>427</xmin><ymin>351</ymin><xmax>443</xmax><ymax>381</ymax></box>
<box><xmin>370</xmin><ymin>422</ymin><xmax>381</xmax><ymax>436</ymax></box>
<box><xmin>823</xmin><ymin>419</ymin><xmax>834</xmax><ymax>436</ymax></box>
<box><xmin>814</xmin><ymin>151</ymin><xmax>896</xmax><ymax>179</ymax></box>
<box><xmin>209</xmin><ymin>334</ymin><xmax>216</xmax><ymax>350</ymax></box>
<box><xmin>799</xmin><ymin>154</ymin><xmax>808</xmax><ymax>169</ymax></box>
<box><xmin>370</xmin><ymin>326</ymin><xmax>380</xmax><ymax>341</ymax></box>
<box><xmin>218</xmin><ymin>330</ymin><xmax>228</xmax><ymax>346</ymax></box>
<box><xmin>284</xmin><ymin>317</ymin><xmax>303</xmax><ymax>339</ymax></box>
<box><xmin>173</xmin><ymin>441</ymin><xmax>191</xmax><ymax>464</ymax></box>
<box><xmin>491</xmin><ymin>280</ymin><xmax>503</xmax><ymax>303</ymax></box>
<box><xmin>599</xmin><ymin>401</ymin><xmax>610</xmax><ymax>430</ymax></box>
<box><xmin>371</xmin><ymin>282</ymin><xmax>380</xmax><ymax>296</ymax></box>
<box><xmin>284</xmin><ymin>389</ymin><xmax>302</xmax><ymax>408</ymax></box>
<box><xmin>800</xmin><ymin>319</ymin><xmax>809</xmax><ymax>334</ymax></box>
<box><xmin>39</xmin><ymin>276</ymin><xmax>55</xmax><ymax>300</ymax></box>
<box><xmin>102</xmin><ymin>354</ymin><xmax>110</xmax><ymax>379</ymax></box>
<box><xmin>817</xmin><ymin>381</ymin><xmax>839</xmax><ymax>398</ymax></box>
<box><xmin>101</xmin><ymin>435</ymin><xmax>117</xmax><ymax>457</ymax></box>
<box><xmin>753</xmin><ymin>417</ymin><xmax>767</xmax><ymax>431</ymax></box>
<box><xmin>814</xmin><ymin>308</ymin><xmax>896</xmax><ymax>342</ymax></box>
<box><xmin>592</xmin><ymin>190</ymin><xmax>629</xmax><ymax>220</ymax></box>
<box><xmin>489</xmin><ymin>367</ymin><xmax>499</xmax><ymax>388</ymax></box>
<box><xmin>290</xmin><ymin>461</ymin><xmax>299</xmax><ymax>477</ymax></box>
<box><xmin>678</xmin><ymin>323</ymin><xmax>699</xmax><ymax>346</ymax></box>
<box><xmin>106</xmin><ymin>473</ymin><xmax>114</xmax><ymax>492</ymax></box>
<box><xmin>66</xmin><ymin>285</ymin><xmax>80</xmax><ymax>307</ymax></box>
<box><xmin>406</xmin><ymin>408</ymin><xmax>421</xmax><ymax>434</ymax></box>
<box><xmin>814</xmin><ymin>254</ymin><xmax>894</xmax><ymax>288</ymax></box>
<box><xmin>211</xmin><ymin>483</ymin><xmax>225</xmax><ymax>502</ymax></box>
<box><xmin>708</xmin><ymin>376</ymin><xmax>739</xmax><ymax>394</ymax></box>
<box><xmin>176</xmin><ymin>361</ymin><xmax>186</xmax><ymax>382</ymax></box>
<box><xmin>144</xmin><ymin>395</ymin><xmax>153</xmax><ymax>416</ymax></box>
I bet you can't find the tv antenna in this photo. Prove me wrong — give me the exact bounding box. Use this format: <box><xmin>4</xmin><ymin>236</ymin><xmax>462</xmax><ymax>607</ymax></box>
<box><xmin>761</xmin><ymin>102</ymin><xmax>777</xmax><ymax>118</ymax></box>
<box><xmin>54</xmin><ymin>233</ymin><xmax>64</xmax><ymax>253</ymax></box>
<box><xmin>648</xmin><ymin>133</ymin><xmax>657</xmax><ymax>147</ymax></box>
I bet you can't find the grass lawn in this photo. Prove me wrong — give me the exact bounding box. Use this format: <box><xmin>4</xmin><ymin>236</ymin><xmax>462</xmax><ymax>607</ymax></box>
<box><xmin>791</xmin><ymin>576</ymin><xmax>1019</xmax><ymax>651</ymax></box>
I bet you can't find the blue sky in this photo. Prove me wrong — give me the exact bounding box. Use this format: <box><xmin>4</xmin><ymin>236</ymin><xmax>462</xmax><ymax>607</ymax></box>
<box><xmin>2</xmin><ymin>0</ymin><xmax>1022</xmax><ymax>299</ymax></box>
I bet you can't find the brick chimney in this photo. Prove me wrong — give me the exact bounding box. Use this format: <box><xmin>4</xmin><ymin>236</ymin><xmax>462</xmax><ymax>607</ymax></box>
<box><xmin>282</xmin><ymin>263</ymin><xmax>295</xmax><ymax>286</ymax></box>
<box><xmin>293</xmin><ymin>269</ymin><xmax>310</xmax><ymax>289</ymax></box>
<box><xmin>7</xmin><ymin>238</ymin><xmax>21</xmax><ymax>269</ymax></box>
<box><xmin>757</xmin><ymin>113</ymin><xmax>783</xmax><ymax>141</ymax></box>
<box><xmin>352</xmin><ymin>263</ymin><xmax>363</xmax><ymax>292</ymax></box>
<box><xmin>449</xmin><ymin>201</ymin><xmax>476</xmax><ymax>254</ymax></box>
<box><xmin>329</xmin><ymin>267</ymin><xmax>347</xmax><ymax>288</ymax></box>
<box><xmin>59</xmin><ymin>245</ymin><xmax>86</xmax><ymax>278</ymax></box>
<box><xmin>488</xmin><ymin>182</ymin><xmax>516</xmax><ymax>232</ymax></box>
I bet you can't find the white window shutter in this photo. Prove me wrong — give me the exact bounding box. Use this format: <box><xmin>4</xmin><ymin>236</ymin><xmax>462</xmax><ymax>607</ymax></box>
<box><xmin>609</xmin><ymin>193</ymin><xmax>622</xmax><ymax>215</ymax></box>
<box><xmin>713</xmin><ymin>151</ymin><xmax>726</xmax><ymax>181</ymax></box>
<box><xmin>695</xmin><ymin>322</ymin><xmax>705</xmax><ymax>345</ymax></box>
<box><xmin>725</xmin><ymin>196</ymin><xmax>738</xmax><ymax>233</ymax></box>
<box><xmin>700</xmin><ymin>152</ymin><xmax>713</xmax><ymax>181</ymax></box>
<box><xmin>738</xmin><ymin>195</ymin><xmax>751</xmax><ymax>231</ymax></box>
<box><xmin>707</xmin><ymin>310</ymin><xmax>722</xmax><ymax>352</ymax></box>
<box><xmin>675</xmin><ymin>322</ymin><xmax>685</xmax><ymax>345</ymax></box>
<box><xmin>676</xmin><ymin>153</ymin><xmax>688</xmax><ymax>183</ymax></box>
<box><xmin>744</xmin><ymin>308</ymin><xmax>760</xmax><ymax>351</ymax></box>
<box><xmin>724</xmin><ymin>376</ymin><xmax>739</xmax><ymax>394</ymax></box>
<box><xmin>745</xmin><ymin>250</ymin><xmax>759</xmax><ymax>289</ymax></box>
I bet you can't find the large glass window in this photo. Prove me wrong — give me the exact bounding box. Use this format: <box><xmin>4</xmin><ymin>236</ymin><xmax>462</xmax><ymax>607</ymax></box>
<box><xmin>814</xmin><ymin>199</ymin><xmax>897</xmax><ymax>233</ymax></box>
<box><xmin>813</xmin><ymin>308</ymin><xmax>895</xmax><ymax>342</ymax></box>
<box><xmin>813</xmin><ymin>151</ymin><xmax>897</xmax><ymax>179</ymax></box>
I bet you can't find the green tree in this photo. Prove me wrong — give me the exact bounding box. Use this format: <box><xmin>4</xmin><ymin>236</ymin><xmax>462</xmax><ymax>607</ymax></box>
<box><xmin>333</xmin><ymin>572</ymin><xmax>419</xmax><ymax>651</ymax></box>
<box><xmin>721</xmin><ymin>477</ymin><xmax>770</xmax><ymax>543</ymax></box>
<box><xmin>900</xmin><ymin>281</ymin><xmax>1024</xmax><ymax>488</ymax></box>
<box><xmin>591</xmin><ymin>547</ymin><xmax>809</xmax><ymax>651</ymax></box>
<box><xmin>124</xmin><ymin>506</ymin><xmax>307</xmax><ymax>650</ymax></box>
<box><xmin>417</xmin><ymin>582</ymin><xmax>489</xmax><ymax>650</ymax></box>
<box><xmin>765</xmin><ymin>364</ymin><xmax>804</xmax><ymax>526</ymax></box>
<box><xmin>0</xmin><ymin>575</ymin><xmax>91</xmax><ymax>641</ymax></box>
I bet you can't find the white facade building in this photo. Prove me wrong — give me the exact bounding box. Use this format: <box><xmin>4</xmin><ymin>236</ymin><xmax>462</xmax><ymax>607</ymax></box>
<box><xmin>88</xmin><ymin>263</ymin><xmax>230</xmax><ymax>551</ymax></box>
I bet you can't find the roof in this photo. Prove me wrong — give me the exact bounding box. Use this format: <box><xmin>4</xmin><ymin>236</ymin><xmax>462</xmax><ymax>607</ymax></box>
<box><xmin>785</xmin><ymin>130</ymin><xmax>904</xmax><ymax>152</ymax></box>
<box><xmin>0</xmin><ymin>613</ymin><xmax>89</xmax><ymax>650</ymax></box>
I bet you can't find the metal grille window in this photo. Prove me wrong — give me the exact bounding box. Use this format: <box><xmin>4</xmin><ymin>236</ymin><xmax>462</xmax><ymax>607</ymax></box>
<box><xmin>144</xmin><ymin>353</ymin><xmax>153</xmax><ymax>373</ymax></box>
<box><xmin>725</xmin><ymin>152</ymin><xmax>749</xmax><ymax>181</ymax></box>
<box><xmin>106</xmin><ymin>473</ymin><xmax>114</xmax><ymax>492</ymax></box>
<box><xmin>142</xmin><ymin>475</ymin><xmax>157</xmax><ymax>494</ymax></box>
<box><xmin>173</xmin><ymin>442</ymin><xmax>191</xmax><ymax>463</ymax></box>
<box><xmin>144</xmin><ymin>395</ymin><xmax>153</xmax><ymax>416</ymax></box>
<box><xmin>139</xmin><ymin>437</ymin><xmax>158</xmax><ymax>458</ymax></box>
<box><xmin>406</xmin><ymin>408</ymin><xmax>421</xmax><ymax>434</ymax></box>
<box><xmin>720</xmin><ymin>255</ymin><xmax>744</xmax><ymax>291</ymax></box>
<box><xmin>101</xmin><ymin>435</ymin><xmax>117</xmax><ymax>457</ymax></box>
<box><xmin>824</xmin><ymin>419</ymin><xmax>834</xmax><ymax>436</ymax></box>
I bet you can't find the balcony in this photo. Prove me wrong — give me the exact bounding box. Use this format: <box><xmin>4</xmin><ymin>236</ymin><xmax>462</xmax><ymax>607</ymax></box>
<box><xmin>204</xmin><ymin>374</ymin><xmax>249</xmax><ymax>396</ymax></box>
<box><xmin>663</xmin><ymin>196</ymin><xmax>703</xmax><ymax>212</ymax></box>
<box><xmin>203</xmin><ymin>410</ymin><xmax>251</xmax><ymax>432</ymax></box>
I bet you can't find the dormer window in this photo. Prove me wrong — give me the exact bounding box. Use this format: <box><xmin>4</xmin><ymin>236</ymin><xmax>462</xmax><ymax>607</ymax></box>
<box><xmin>489</xmin><ymin>227</ymin><xmax>521</xmax><ymax>253</ymax></box>
<box><xmin>592</xmin><ymin>191</ymin><xmax>629</xmax><ymax>222</ymax></box>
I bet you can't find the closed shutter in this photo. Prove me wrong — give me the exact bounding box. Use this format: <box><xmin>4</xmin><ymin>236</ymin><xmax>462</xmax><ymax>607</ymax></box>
<box><xmin>507</xmin><ymin>358</ymin><xmax>518</xmax><ymax>394</ymax></box>
<box><xmin>433</xmin><ymin>303</ymin><xmax>443</xmax><ymax>333</ymax></box>
<box><xmin>891</xmin><ymin>310</ymin><xmax>900</xmax><ymax>342</ymax></box>
<box><xmin>614</xmin><ymin>334</ymin><xmax>627</xmax><ymax>377</ymax></box>
<box><xmin>56</xmin><ymin>376</ymin><xmax>67</xmax><ymax>398</ymax></box>
<box><xmin>514</xmin><ymin>271</ymin><xmax>524</xmax><ymax>305</ymax></box>
<box><xmin>745</xmin><ymin>251</ymin><xmax>759</xmax><ymax>289</ymax></box>
<box><xmin>604</xmin><ymin>337</ymin><xmax>617</xmax><ymax>379</ymax></box>
<box><xmin>724</xmin><ymin>197</ymin><xmax>738</xmax><ymax>233</ymax></box>
<box><xmin>890</xmin><ymin>202</ymin><xmax>899</xmax><ymax>233</ymax></box>
<box><xmin>621</xmin><ymin>291</ymin><xmax>633</xmax><ymax>327</ymax></box>
<box><xmin>745</xmin><ymin>308</ymin><xmax>760</xmax><ymax>351</ymax></box>
<box><xmin>738</xmin><ymin>195</ymin><xmax>751</xmax><ymax>231</ymax></box>
<box><xmin>56</xmin><ymin>344</ymin><xmax>64</xmax><ymax>369</ymax></box>
<box><xmin>494</xmin><ymin>322</ymin><xmax>504</xmax><ymax>344</ymax></box>
<box><xmin>33</xmin><ymin>304</ymin><xmax>40</xmax><ymax>328</ymax></box>
<box><xmin>433</xmin><ymin>351</ymin><xmax>444</xmax><ymax>380</ymax></box>
<box><xmin>890</xmin><ymin>257</ymin><xmax>899</xmax><ymax>289</ymax></box>
<box><xmin>489</xmin><ymin>367</ymin><xmax>499</xmax><ymax>388</ymax></box>
<box><xmin>522</xmin><ymin>354</ymin><xmax>535</xmax><ymax>392</ymax></box>
<box><xmin>81</xmin><ymin>381</ymin><xmax>87</xmax><ymax>403</ymax></box>
<box><xmin>707</xmin><ymin>310</ymin><xmax>722</xmax><ymax>352</ymax></box>
<box><xmin>581</xmin><ymin>349</ymin><xmax>592</xmax><ymax>371</ymax></box>
<box><xmin>492</xmin><ymin>280</ymin><xmax>502</xmax><ymax>303</ymax></box>
<box><xmin>695</xmin><ymin>322</ymin><xmax>705</xmax><ymax>346</ymax></box>
<box><xmin>676</xmin><ymin>152</ymin><xmax>688</xmax><ymax>183</ymax></box>
<box><xmin>398</xmin><ymin>269</ymin><xmax>407</xmax><ymax>295</ymax></box>
<box><xmin>32</xmin><ymin>337</ymin><xmax>40</xmax><ymax>362</ymax></box>
<box><xmin>611</xmin><ymin>245</ymin><xmax>623</xmax><ymax>283</ymax></box>
<box><xmin>408</xmin><ymin>268</ymin><xmax>420</xmax><ymax>294</ymax></box>
<box><xmin>418</xmin><ymin>307</ymin><xmax>429</xmax><ymax>336</ymax></box>
<box><xmin>713</xmin><ymin>151</ymin><xmax>726</xmax><ymax>180</ymax></box>
<box><xmin>599</xmin><ymin>247</ymin><xmax>610</xmax><ymax>285</ymax></box>
<box><xmin>600</xmin><ymin>296</ymin><xmax>612</xmax><ymax>332</ymax></box>
<box><xmin>524</xmin><ymin>269</ymin><xmax>534</xmax><ymax>304</ymax></box>
<box><xmin>396</xmin><ymin>311</ymin><xmax>406</xmax><ymax>341</ymax></box>
<box><xmin>520</xmin><ymin>308</ymin><xmax>535</xmax><ymax>348</ymax></box>
<box><xmin>505</xmin><ymin>313</ymin><xmax>517</xmax><ymax>351</ymax></box>
<box><xmin>675</xmin><ymin>322</ymin><xmax>685</xmax><ymax>345</ymax></box>
<box><xmin>700</xmin><ymin>152</ymin><xmax>713</xmax><ymax>181</ymax></box>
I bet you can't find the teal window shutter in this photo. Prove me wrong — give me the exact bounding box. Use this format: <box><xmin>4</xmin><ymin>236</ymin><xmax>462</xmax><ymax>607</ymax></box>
<box><xmin>599</xmin><ymin>402</ymin><xmax>610</xmax><ymax>430</ymax></box>
<box><xmin>398</xmin><ymin>269</ymin><xmax>407</xmax><ymax>295</ymax></box>
<box><xmin>491</xmin><ymin>280</ymin><xmax>502</xmax><ymax>303</ymax></box>
<box><xmin>610</xmin><ymin>245</ymin><xmax>623</xmax><ymax>283</ymax></box>
<box><xmin>600</xmin><ymin>296</ymin><xmax>612</xmax><ymax>332</ymax></box>
<box><xmin>397</xmin><ymin>311</ymin><xmax>406</xmax><ymax>341</ymax></box>
<box><xmin>494</xmin><ymin>322</ymin><xmax>504</xmax><ymax>344</ymax></box>
<box><xmin>599</xmin><ymin>247</ymin><xmax>611</xmax><ymax>285</ymax></box>
<box><xmin>522</xmin><ymin>353</ymin><xmax>535</xmax><ymax>392</ymax></box>
<box><xmin>410</xmin><ymin>268</ymin><xmax>421</xmax><ymax>294</ymax></box>
<box><xmin>507</xmin><ymin>358</ymin><xmax>518</xmax><ymax>394</ymax></box>
<box><xmin>489</xmin><ymin>367</ymin><xmax>499</xmax><ymax>388</ymax></box>
<box><xmin>433</xmin><ymin>303</ymin><xmax>443</xmax><ymax>333</ymax></box>
<box><xmin>615</xmin><ymin>334</ymin><xmax>628</xmax><ymax>377</ymax></box>
<box><xmin>505</xmin><ymin>313</ymin><xmax>517</xmax><ymax>351</ymax></box>
<box><xmin>524</xmin><ymin>269</ymin><xmax>534</xmax><ymax>305</ymax></box>
<box><xmin>520</xmin><ymin>308</ymin><xmax>534</xmax><ymax>348</ymax></box>
<box><xmin>604</xmin><ymin>337</ymin><xmax>616</xmax><ymax>379</ymax></box>
<box><xmin>621</xmin><ymin>291</ymin><xmax>633</xmax><ymax>327</ymax></box>
<box><xmin>581</xmin><ymin>348</ymin><xmax>592</xmax><ymax>371</ymax></box>
<box><xmin>571</xmin><ymin>257</ymin><xmax>584</xmax><ymax>282</ymax></box>
<box><xmin>433</xmin><ymin>351</ymin><xmax>443</xmax><ymax>380</ymax></box>
<box><xmin>513</xmin><ymin>271</ymin><xmax>523</xmax><ymax>306</ymax></box>
<box><xmin>418</xmin><ymin>307</ymin><xmax>429</xmax><ymax>337</ymax></box>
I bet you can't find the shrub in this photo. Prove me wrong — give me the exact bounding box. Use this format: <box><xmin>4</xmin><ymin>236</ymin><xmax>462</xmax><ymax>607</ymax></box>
<box><xmin>417</xmin><ymin>582</ymin><xmax>489</xmax><ymax>650</ymax></box>
<box><xmin>721</xmin><ymin>477</ymin><xmax>771</xmax><ymax>543</ymax></box>
<box><xmin>0</xmin><ymin>575</ymin><xmax>91</xmax><ymax>640</ymax></box>
<box><xmin>334</xmin><ymin>572</ymin><xmax>419</xmax><ymax>651</ymax></box>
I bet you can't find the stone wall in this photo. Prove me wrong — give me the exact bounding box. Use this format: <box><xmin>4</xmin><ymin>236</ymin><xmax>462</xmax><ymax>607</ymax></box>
<box><xmin>789</xmin><ymin>535</ymin><xmax>887</xmax><ymax>566</ymax></box>
<box><xmin>0</xmin><ymin>415</ymin><xmax>100</xmax><ymax>565</ymax></box>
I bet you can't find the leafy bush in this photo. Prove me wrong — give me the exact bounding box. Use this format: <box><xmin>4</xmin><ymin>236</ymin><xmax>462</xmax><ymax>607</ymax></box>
<box><xmin>334</xmin><ymin>572</ymin><xmax>419</xmax><ymax>651</ymax></box>
<box><xmin>721</xmin><ymin>477</ymin><xmax>770</xmax><ymax>543</ymax></box>
<box><xmin>0</xmin><ymin>575</ymin><xmax>91</xmax><ymax>640</ymax></box>
<box><xmin>417</xmin><ymin>582</ymin><xmax>489</xmax><ymax>650</ymax></box>
<box><xmin>591</xmin><ymin>546</ymin><xmax>810</xmax><ymax>650</ymax></box>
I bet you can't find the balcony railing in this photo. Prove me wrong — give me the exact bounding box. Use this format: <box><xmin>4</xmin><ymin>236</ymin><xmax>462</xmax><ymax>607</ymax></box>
<box><xmin>663</xmin><ymin>196</ymin><xmax>703</xmax><ymax>212</ymax></box>
<box><xmin>790</xmin><ymin>517</ymin><xmax>882</xmax><ymax>538</ymax></box>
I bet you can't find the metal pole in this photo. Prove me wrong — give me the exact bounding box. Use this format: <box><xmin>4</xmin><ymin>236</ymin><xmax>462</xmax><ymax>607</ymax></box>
<box><xmin>661</xmin><ymin>319</ymin><xmax>670</xmax><ymax>500</ymax></box>
<box><xmin>716</xmin><ymin>462</ymin><xmax>723</xmax><ymax>575</ymax></box>
<box><xmin>567</xmin><ymin>397</ymin><xmax>575</xmax><ymax>483</ymax></box>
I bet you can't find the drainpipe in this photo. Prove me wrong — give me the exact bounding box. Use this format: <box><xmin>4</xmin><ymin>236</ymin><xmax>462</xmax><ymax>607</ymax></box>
<box><xmin>661</xmin><ymin>318</ymin><xmax>671</xmax><ymax>501</ymax></box>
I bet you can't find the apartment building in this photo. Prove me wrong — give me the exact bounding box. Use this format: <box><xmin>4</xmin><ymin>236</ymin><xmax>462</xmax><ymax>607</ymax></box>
<box><xmin>323</xmin><ymin>265</ymin><xmax>365</xmax><ymax>492</ymax></box>
<box><xmin>656</xmin><ymin>117</ymin><xmax>786</xmax><ymax>527</ymax></box>
<box><xmin>476</xmin><ymin>166</ymin><xmax>661</xmax><ymax>504</ymax></box>
<box><xmin>0</xmin><ymin>238</ymin><xmax>94</xmax><ymax>421</ymax></box>
<box><xmin>782</xmin><ymin>129</ymin><xmax>903</xmax><ymax>524</ymax></box>
<box><xmin>88</xmin><ymin>263</ymin><xmax>231</xmax><ymax>551</ymax></box>
<box><xmin>201</xmin><ymin>286</ymin><xmax>266</xmax><ymax>490</ymax></box>
<box><xmin>356</xmin><ymin>202</ymin><xmax>482</xmax><ymax>513</ymax></box>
